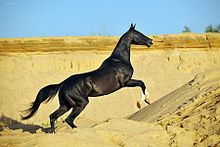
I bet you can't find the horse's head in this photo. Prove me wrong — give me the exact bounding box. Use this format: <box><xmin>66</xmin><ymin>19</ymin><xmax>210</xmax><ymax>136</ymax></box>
<box><xmin>129</xmin><ymin>24</ymin><xmax>153</xmax><ymax>47</ymax></box>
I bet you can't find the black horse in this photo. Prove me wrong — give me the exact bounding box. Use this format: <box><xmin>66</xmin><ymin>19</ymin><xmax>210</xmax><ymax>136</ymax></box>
<box><xmin>22</xmin><ymin>24</ymin><xmax>153</xmax><ymax>133</ymax></box>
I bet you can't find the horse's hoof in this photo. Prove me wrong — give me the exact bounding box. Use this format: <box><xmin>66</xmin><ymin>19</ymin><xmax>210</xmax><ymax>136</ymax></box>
<box><xmin>50</xmin><ymin>129</ymin><xmax>55</xmax><ymax>134</ymax></box>
<box><xmin>144</xmin><ymin>98</ymin><xmax>151</xmax><ymax>105</ymax></box>
<box><xmin>137</xmin><ymin>101</ymin><xmax>142</xmax><ymax>109</ymax></box>
<box><xmin>65</xmin><ymin>119</ymin><xmax>77</xmax><ymax>129</ymax></box>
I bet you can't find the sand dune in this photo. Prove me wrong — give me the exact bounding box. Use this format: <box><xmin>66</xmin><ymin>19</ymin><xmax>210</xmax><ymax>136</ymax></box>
<box><xmin>0</xmin><ymin>33</ymin><xmax>220</xmax><ymax>146</ymax></box>
<box><xmin>129</xmin><ymin>68</ymin><xmax>220</xmax><ymax>146</ymax></box>
<box><xmin>129</xmin><ymin>68</ymin><xmax>220</xmax><ymax>122</ymax></box>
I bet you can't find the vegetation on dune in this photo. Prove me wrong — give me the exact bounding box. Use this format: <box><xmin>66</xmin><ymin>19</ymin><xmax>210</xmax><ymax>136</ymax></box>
<box><xmin>182</xmin><ymin>23</ymin><xmax>220</xmax><ymax>33</ymax></box>
<box><xmin>205</xmin><ymin>24</ymin><xmax>220</xmax><ymax>33</ymax></box>
<box><xmin>182</xmin><ymin>25</ymin><xmax>191</xmax><ymax>33</ymax></box>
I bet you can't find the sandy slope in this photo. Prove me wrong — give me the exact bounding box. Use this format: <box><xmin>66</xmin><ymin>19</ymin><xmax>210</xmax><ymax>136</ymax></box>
<box><xmin>0</xmin><ymin>33</ymin><xmax>220</xmax><ymax>147</ymax></box>
<box><xmin>129</xmin><ymin>68</ymin><xmax>220</xmax><ymax>146</ymax></box>
<box><xmin>0</xmin><ymin>118</ymin><xmax>170</xmax><ymax>147</ymax></box>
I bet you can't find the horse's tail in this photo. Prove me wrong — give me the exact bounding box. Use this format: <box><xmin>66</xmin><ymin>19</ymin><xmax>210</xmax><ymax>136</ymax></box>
<box><xmin>21</xmin><ymin>84</ymin><xmax>61</xmax><ymax>120</ymax></box>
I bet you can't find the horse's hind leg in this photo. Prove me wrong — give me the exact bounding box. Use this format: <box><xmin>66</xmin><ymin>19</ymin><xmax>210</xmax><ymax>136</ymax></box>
<box><xmin>50</xmin><ymin>106</ymin><xmax>69</xmax><ymax>133</ymax></box>
<box><xmin>49</xmin><ymin>93</ymin><xmax>70</xmax><ymax>133</ymax></box>
<box><xmin>65</xmin><ymin>96</ymin><xmax>89</xmax><ymax>129</ymax></box>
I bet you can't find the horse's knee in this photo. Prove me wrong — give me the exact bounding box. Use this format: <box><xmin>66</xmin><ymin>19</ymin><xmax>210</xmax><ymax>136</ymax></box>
<box><xmin>83</xmin><ymin>99</ymin><xmax>89</xmax><ymax>106</ymax></box>
<box><xmin>80</xmin><ymin>99</ymin><xmax>89</xmax><ymax>110</ymax></box>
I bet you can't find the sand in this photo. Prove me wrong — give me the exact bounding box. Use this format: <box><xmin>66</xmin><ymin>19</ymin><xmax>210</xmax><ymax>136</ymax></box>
<box><xmin>0</xmin><ymin>33</ymin><xmax>220</xmax><ymax>146</ymax></box>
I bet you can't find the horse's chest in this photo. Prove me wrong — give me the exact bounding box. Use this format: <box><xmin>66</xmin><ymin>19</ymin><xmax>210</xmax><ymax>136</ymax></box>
<box><xmin>116</xmin><ymin>65</ymin><xmax>133</xmax><ymax>86</ymax></box>
<box><xmin>118</xmin><ymin>65</ymin><xmax>133</xmax><ymax>77</ymax></box>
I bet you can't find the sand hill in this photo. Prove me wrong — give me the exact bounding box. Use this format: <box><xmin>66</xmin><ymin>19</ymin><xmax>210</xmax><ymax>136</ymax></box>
<box><xmin>0</xmin><ymin>33</ymin><xmax>220</xmax><ymax>146</ymax></box>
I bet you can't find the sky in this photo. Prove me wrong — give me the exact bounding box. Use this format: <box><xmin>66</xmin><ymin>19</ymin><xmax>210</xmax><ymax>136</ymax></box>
<box><xmin>0</xmin><ymin>0</ymin><xmax>219</xmax><ymax>38</ymax></box>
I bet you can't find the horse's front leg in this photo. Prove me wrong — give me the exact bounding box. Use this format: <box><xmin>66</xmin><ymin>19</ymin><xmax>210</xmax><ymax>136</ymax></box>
<box><xmin>125</xmin><ymin>79</ymin><xmax>150</xmax><ymax>108</ymax></box>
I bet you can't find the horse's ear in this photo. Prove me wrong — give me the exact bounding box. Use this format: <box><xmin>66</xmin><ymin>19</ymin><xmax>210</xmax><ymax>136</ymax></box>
<box><xmin>130</xmin><ymin>23</ymin><xmax>136</xmax><ymax>30</ymax></box>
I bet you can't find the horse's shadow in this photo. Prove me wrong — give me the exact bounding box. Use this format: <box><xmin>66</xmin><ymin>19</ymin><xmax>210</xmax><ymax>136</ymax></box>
<box><xmin>0</xmin><ymin>114</ymin><xmax>51</xmax><ymax>134</ymax></box>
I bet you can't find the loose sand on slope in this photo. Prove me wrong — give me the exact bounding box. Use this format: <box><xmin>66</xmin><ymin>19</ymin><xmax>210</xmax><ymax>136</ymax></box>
<box><xmin>129</xmin><ymin>68</ymin><xmax>220</xmax><ymax>146</ymax></box>
<box><xmin>0</xmin><ymin>33</ymin><xmax>220</xmax><ymax>146</ymax></box>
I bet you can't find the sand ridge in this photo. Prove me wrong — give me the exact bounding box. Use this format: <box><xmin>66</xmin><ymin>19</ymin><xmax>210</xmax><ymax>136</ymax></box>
<box><xmin>0</xmin><ymin>33</ymin><xmax>220</xmax><ymax>53</ymax></box>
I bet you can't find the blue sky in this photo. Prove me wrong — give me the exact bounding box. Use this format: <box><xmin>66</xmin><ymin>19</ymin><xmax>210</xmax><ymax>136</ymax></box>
<box><xmin>0</xmin><ymin>0</ymin><xmax>219</xmax><ymax>38</ymax></box>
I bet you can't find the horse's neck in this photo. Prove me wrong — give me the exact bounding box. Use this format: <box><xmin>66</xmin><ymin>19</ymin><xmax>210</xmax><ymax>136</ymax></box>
<box><xmin>110</xmin><ymin>33</ymin><xmax>132</xmax><ymax>63</ymax></box>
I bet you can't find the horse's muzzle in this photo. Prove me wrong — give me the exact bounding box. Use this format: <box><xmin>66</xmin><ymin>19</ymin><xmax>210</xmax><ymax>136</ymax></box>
<box><xmin>146</xmin><ymin>39</ymin><xmax>153</xmax><ymax>47</ymax></box>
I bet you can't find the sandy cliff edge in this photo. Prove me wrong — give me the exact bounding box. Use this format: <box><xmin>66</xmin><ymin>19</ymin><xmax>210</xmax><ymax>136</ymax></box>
<box><xmin>0</xmin><ymin>33</ymin><xmax>219</xmax><ymax>53</ymax></box>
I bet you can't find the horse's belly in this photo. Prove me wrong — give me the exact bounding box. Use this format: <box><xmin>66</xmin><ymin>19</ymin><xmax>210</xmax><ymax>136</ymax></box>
<box><xmin>88</xmin><ymin>77</ymin><xmax>121</xmax><ymax>97</ymax></box>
